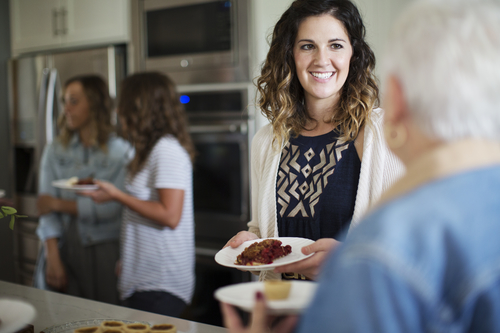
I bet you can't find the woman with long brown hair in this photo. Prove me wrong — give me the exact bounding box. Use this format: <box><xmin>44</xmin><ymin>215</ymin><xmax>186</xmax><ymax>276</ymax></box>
<box><xmin>224</xmin><ymin>0</ymin><xmax>404</xmax><ymax>281</ymax></box>
<box><xmin>35</xmin><ymin>75</ymin><xmax>132</xmax><ymax>304</ymax></box>
<box><xmin>84</xmin><ymin>72</ymin><xmax>196</xmax><ymax>317</ymax></box>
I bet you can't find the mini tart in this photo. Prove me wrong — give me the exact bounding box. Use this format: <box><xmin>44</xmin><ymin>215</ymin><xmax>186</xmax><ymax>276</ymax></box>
<box><xmin>263</xmin><ymin>280</ymin><xmax>292</xmax><ymax>300</ymax></box>
<box><xmin>101</xmin><ymin>329</ymin><xmax>122</xmax><ymax>333</ymax></box>
<box><xmin>100</xmin><ymin>321</ymin><xmax>125</xmax><ymax>330</ymax></box>
<box><xmin>74</xmin><ymin>327</ymin><xmax>100</xmax><ymax>333</ymax></box>
<box><xmin>123</xmin><ymin>324</ymin><xmax>150</xmax><ymax>333</ymax></box>
<box><xmin>150</xmin><ymin>324</ymin><xmax>177</xmax><ymax>333</ymax></box>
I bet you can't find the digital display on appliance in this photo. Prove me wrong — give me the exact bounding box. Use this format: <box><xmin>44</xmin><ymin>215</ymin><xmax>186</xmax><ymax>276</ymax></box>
<box><xmin>146</xmin><ymin>1</ymin><xmax>232</xmax><ymax>57</ymax></box>
<box><xmin>180</xmin><ymin>91</ymin><xmax>242</xmax><ymax>112</ymax></box>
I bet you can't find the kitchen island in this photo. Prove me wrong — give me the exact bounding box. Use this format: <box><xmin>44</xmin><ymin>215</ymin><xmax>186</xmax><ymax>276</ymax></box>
<box><xmin>0</xmin><ymin>281</ymin><xmax>226</xmax><ymax>333</ymax></box>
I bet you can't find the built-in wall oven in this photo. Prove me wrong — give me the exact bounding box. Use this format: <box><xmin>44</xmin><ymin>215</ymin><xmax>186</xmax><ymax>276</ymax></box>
<box><xmin>178</xmin><ymin>83</ymin><xmax>254</xmax><ymax>249</ymax></box>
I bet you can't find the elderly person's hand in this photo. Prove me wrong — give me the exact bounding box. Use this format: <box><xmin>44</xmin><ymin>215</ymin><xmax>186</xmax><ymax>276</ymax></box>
<box><xmin>221</xmin><ymin>291</ymin><xmax>298</xmax><ymax>333</ymax></box>
<box><xmin>273</xmin><ymin>238</ymin><xmax>340</xmax><ymax>280</ymax></box>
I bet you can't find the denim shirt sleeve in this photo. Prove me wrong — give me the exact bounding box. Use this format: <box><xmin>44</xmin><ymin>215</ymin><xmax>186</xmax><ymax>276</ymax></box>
<box><xmin>37</xmin><ymin>143</ymin><xmax>64</xmax><ymax>241</ymax></box>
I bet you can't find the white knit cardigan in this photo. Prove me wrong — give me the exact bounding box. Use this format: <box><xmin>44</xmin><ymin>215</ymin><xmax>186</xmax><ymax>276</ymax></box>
<box><xmin>247</xmin><ymin>108</ymin><xmax>405</xmax><ymax>280</ymax></box>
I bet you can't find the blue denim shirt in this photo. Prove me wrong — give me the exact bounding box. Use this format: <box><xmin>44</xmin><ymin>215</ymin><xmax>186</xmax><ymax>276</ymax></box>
<box><xmin>37</xmin><ymin>134</ymin><xmax>133</xmax><ymax>246</ymax></box>
<box><xmin>297</xmin><ymin>166</ymin><xmax>500</xmax><ymax>332</ymax></box>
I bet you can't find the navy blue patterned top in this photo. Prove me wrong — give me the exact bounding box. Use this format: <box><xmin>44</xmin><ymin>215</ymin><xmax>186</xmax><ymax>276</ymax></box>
<box><xmin>276</xmin><ymin>130</ymin><xmax>361</xmax><ymax>242</ymax></box>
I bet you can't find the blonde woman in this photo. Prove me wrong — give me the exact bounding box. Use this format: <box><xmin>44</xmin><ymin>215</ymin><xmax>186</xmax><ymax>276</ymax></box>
<box><xmin>35</xmin><ymin>75</ymin><xmax>132</xmax><ymax>304</ymax></box>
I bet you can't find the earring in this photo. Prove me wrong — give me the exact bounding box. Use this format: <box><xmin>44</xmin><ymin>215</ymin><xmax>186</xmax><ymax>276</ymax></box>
<box><xmin>384</xmin><ymin>123</ymin><xmax>408</xmax><ymax>150</ymax></box>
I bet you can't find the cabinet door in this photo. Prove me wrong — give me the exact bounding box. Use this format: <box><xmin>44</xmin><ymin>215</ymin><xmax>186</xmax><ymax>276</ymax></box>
<box><xmin>10</xmin><ymin>0</ymin><xmax>62</xmax><ymax>55</ymax></box>
<box><xmin>61</xmin><ymin>0</ymin><xmax>130</xmax><ymax>47</ymax></box>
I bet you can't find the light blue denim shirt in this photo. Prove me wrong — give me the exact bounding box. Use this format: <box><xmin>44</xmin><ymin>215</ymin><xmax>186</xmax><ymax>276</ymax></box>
<box><xmin>37</xmin><ymin>134</ymin><xmax>133</xmax><ymax>246</ymax></box>
<box><xmin>298</xmin><ymin>166</ymin><xmax>500</xmax><ymax>332</ymax></box>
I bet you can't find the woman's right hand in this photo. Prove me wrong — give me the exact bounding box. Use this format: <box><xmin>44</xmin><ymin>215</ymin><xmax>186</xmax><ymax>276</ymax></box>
<box><xmin>223</xmin><ymin>231</ymin><xmax>259</xmax><ymax>249</ymax></box>
<box><xmin>45</xmin><ymin>253</ymin><xmax>67</xmax><ymax>291</ymax></box>
<box><xmin>80</xmin><ymin>180</ymin><xmax>120</xmax><ymax>203</ymax></box>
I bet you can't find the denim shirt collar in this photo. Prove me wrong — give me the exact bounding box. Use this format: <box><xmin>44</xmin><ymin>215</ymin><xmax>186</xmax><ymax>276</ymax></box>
<box><xmin>69</xmin><ymin>134</ymin><xmax>81</xmax><ymax>148</ymax></box>
<box><xmin>375</xmin><ymin>139</ymin><xmax>500</xmax><ymax>210</ymax></box>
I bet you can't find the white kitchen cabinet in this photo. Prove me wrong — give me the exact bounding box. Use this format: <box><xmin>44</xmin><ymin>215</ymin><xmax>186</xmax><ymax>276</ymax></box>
<box><xmin>10</xmin><ymin>0</ymin><xmax>62</xmax><ymax>53</ymax></box>
<box><xmin>10</xmin><ymin>0</ymin><xmax>130</xmax><ymax>56</ymax></box>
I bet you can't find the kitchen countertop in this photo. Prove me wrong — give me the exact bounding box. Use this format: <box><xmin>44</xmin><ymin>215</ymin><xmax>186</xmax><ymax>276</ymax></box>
<box><xmin>0</xmin><ymin>281</ymin><xmax>226</xmax><ymax>333</ymax></box>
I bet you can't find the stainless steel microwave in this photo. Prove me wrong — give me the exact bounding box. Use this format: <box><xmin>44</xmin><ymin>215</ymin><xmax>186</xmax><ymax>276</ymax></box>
<box><xmin>133</xmin><ymin>0</ymin><xmax>250</xmax><ymax>85</ymax></box>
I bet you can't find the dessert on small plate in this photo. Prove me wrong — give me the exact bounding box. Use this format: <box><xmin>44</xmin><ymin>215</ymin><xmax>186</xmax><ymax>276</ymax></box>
<box><xmin>235</xmin><ymin>239</ymin><xmax>292</xmax><ymax>266</ymax></box>
<box><xmin>214</xmin><ymin>237</ymin><xmax>315</xmax><ymax>271</ymax></box>
<box><xmin>52</xmin><ymin>177</ymin><xmax>99</xmax><ymax>191</ymax></box>
<box><xmin>214</xmin><ymin>280</ymin><xmax>317</xmax><ymax>315</ymax></box>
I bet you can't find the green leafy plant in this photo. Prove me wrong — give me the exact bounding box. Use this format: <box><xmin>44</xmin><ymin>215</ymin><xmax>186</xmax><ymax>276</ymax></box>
<box><xmin>0</xmin><ymin>206</ymin><xmax>27</xmax><ymax>230</ymax></box>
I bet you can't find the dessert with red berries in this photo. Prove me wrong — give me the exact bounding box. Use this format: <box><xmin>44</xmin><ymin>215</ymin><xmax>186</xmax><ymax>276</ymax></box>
<box><xmin>235</xmin><ymin>239</ymin><xmax>292</xmax><ymax>266</ymax></box>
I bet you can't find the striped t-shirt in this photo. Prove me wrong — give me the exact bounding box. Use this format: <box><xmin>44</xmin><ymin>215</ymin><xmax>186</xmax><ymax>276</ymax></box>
<box><xmin>118</xmin><ymin>135</ymin><xmax>195</xmax><ymax>304</ymax></box>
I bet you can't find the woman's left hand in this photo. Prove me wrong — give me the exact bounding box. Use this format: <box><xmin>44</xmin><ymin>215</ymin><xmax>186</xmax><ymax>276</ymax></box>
<box><xmin>273</xmin><ymin>238</ymin><xmax>340</xmax><ymax>280</ymax></box>
<box><xmin>221</xmin><ymin>291</ymin><xmax>298</xmax><ymax>333</ymax></box>
<box><xmin>37</xmin><ymin>195</ymin><xmax>57</xmax><ymax>216</ymax></box>
<box><xmin>79</xmin><ymin>180</ymin><xmax>121</xmax><ymax>203</ymax></box>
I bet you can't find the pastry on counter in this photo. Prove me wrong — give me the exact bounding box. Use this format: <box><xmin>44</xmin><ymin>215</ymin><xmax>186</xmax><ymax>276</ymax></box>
<box><xmin>74</xmin><ymin>327</ymin><xmax>100</xmax><ymax>333</ymax></box>
<box><xmin>150</xmin><ymin>324</ymin><xmax>176</xmax><ymax>333</ymax></box>
<box><xmin>100</xmin><ymin>321</ymin><xmax>125</xmax><ymax>331</ymax></box>
<box><xmin>123</xmin><ymin>323</ymin><xmax>150</xmax><ymax>333</ymax></box>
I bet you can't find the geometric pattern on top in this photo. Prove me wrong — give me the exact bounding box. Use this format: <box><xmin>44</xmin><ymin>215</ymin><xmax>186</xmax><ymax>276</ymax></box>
<box><xmin>277</xmin><ymin>138</ymin><xmax>349</xmax><ymax>218</ymax></box>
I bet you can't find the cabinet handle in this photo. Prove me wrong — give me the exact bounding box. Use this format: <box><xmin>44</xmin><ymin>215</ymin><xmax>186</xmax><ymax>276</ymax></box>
<box><xmin>60</xmin><ymin>7</ymin><xmax>67</xmax><ymax>35</ymax></box>
<box><xmin>52</xmin><ymin>9</ymin><xmax>59</xmax><ymax>36</ymax></box>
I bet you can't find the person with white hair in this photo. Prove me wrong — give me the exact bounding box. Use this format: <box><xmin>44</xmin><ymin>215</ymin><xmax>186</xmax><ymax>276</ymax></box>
<box><xmin>220</xmin><ymin>0</ymin><xmax>500</xmax><ymax>331</ymax></box>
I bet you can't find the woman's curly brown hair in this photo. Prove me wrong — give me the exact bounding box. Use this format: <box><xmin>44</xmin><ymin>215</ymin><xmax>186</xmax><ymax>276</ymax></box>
<box><xmin>58</xmin><ymin>75</ymin><xmax>114</xmax><ymax>150</ymax></box>
<box><xmin>117</xmin><ymin>72</ymin><xmax>195</xmax><ymax>177</ymax></box>
<box><xmin>257</xmin><ymin>0</ymin><xmax>379</xmax><ymax>148</ymax></box>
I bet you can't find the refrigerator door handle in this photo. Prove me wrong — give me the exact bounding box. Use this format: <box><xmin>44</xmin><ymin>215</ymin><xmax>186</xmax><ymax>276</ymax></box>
<box><xmin>45</xmin><ymin>68</ymin><xmax>59</xmax><ymax>145</ymax></box>
<box><xmin>36</xmin><ymin>69</ymin><xmax>50</xmax><ymax>164</ymax></box>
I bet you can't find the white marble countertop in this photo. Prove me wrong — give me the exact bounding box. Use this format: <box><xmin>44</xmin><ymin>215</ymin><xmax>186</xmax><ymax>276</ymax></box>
<box><xmin>0</xmin><ymin>281</ymin><xmax>226</xmax><ymax>333</ymax></box>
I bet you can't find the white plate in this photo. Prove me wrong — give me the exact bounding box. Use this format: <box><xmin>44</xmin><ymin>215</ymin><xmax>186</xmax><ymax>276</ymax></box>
<box><xmin>41</xmin><ymin>319</ymin><xmax>151</xmax><ymax>333</ymax></box>
<box><xmin>214</xmin><ymin>237</ymin><xmax>315</xmax><ymax>271</ymax></box>
<box><xmin>52</xmin><ymin>179</ymin><xmax>99</xmax><ymax>191</ymax></box>
<box><xmin>215</xmin><ymin>280</ymin><xmax>317</xmax><ymax>315</ymax></box>
<box><xmin>0</xmin><ymin>298</ymin><xmax>36</xmax><ymax>333</ymax></box>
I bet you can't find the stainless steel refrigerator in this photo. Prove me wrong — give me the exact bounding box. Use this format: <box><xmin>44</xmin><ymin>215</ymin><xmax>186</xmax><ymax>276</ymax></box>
<box><xmin>7</xmin><ymin>45</ymin><xmax>126</xmax><ymax>285</ymax></box>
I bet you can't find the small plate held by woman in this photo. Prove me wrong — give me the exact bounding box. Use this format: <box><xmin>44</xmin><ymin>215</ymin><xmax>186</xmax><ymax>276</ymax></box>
<box><xmin>52</xmin><ymin>177</ymin><xmax>99</xmax><ymax>191</ymax></box>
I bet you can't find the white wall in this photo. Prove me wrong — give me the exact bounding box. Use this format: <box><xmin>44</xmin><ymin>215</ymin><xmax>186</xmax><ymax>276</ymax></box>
<box><xmin>249</xmin><ymin>0</ymin><xmax>413</xmax><ymax>130</ymax></box>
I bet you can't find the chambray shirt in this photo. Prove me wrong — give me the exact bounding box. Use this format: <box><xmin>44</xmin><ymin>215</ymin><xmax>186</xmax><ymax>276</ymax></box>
<box><xmin>37</xmin><ymin>134</ymin><xmax>133</xmax><ymax>246</ymax></box>
<box><xmin>297</xmin><ymin>166</ymin><xmax>500</xmax><ymax>332</ymax></box>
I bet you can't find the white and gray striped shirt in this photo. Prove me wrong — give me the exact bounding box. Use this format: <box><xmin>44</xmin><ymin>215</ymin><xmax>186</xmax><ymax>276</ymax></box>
<box><xmin>118</xmin><ymin>135</ymin><xmax>195</xmax><ymax>304</ymax></box>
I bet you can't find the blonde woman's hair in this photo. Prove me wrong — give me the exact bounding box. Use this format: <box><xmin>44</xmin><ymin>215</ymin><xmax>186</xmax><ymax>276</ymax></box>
<box><xmin>58</xmin><ymin>75</ymin><xmax>114</xmax><ymax>150</ymax></box>
<box><xmin>257</xmin><ymin>0</ymin><xmax>379</xmax><ymax>149</ymax></box>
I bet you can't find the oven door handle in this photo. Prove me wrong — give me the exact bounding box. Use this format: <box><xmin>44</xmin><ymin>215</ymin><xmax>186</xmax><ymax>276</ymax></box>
<box><xmin>189</xmin><ymin>123</ymin><xmax>248</xmax><ymax>134</ymax></box>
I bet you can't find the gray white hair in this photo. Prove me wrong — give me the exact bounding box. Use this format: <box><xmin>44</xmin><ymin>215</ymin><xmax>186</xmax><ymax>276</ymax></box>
<box><xmin>382</xmin><ymin>0</ymin><xmax>500</xmax><ymax>141</ymax></box>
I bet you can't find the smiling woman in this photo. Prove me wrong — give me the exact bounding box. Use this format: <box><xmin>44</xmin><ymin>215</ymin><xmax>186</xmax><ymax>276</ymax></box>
<box><xmin>222</xmin><ymin>0</ymin><xmax>404</xmax><ymax>282</ymax></box>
